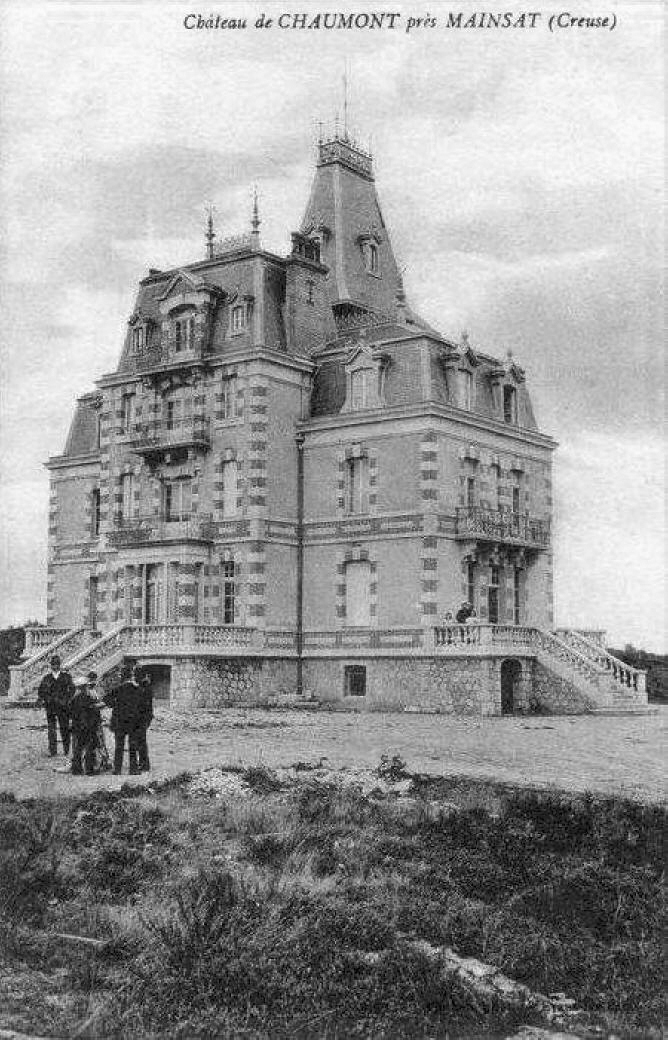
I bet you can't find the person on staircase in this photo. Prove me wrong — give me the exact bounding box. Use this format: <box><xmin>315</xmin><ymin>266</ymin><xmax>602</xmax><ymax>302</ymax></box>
<box><xmin>37</xmin><ymin>655</ymin><xmax>74</xmax><ymax>757</ymax></box>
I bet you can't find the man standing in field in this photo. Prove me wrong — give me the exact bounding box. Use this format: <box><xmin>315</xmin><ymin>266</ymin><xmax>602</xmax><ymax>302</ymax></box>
<box><xmin>37</xmin><ymin>654</ymin><xmax>74</xmax><ymax>757</ymax></box>
<box><xmin>105</xmin><ymin>664</ymin><xmax>152</xmax><ymax>775</ymax></box>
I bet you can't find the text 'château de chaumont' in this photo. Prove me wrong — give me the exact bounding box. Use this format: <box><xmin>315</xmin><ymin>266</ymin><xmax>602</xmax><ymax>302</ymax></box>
<box><xmin>182</xmin><ymin>11</ymin><xmax>548</xmax><ymax>31</ymax></box>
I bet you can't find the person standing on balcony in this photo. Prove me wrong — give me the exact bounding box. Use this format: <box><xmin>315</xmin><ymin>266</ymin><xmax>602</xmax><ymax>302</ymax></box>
<box><xmin>37</xmin><ymin>655</ymin><xmax>74</xmax><ymax>757</ymax></box>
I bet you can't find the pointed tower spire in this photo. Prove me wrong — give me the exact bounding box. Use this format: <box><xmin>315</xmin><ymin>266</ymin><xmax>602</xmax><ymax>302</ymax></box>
<box><xmin>205</xmin><ymin>206</ymin><xmax>215</xmax><ymax>260</ymax></box>
<box><xmin>251</xmin><ymin>186</ymin><xmax>261</xmax><ymax>249</ymax></box>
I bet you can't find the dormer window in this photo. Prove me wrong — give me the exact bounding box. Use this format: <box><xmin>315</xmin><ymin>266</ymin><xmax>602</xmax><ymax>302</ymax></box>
<box><xmin>462</xmin><ymin>370</ymin><xmax>474</xmax><ymax>411</ymax></box>
<box><xmin>367</xmin><ymin>243</ymin><xmax>379</xmax><ymax>274</ymax></box>
<box><xmin>503</xmin><ymin>385</ymin><xmax>518</xmax><ymax>424</ymax></box>
<box><xmin>351</xmin><ymin>368</ymin><xmax>371</xmax><ymax>410</ymax></box>
<box><xmin>231</xmin><ymin>304</ymin><xmax>246</xmax><ymax>334</ymax></box>
<box><xmin>132</xmin><ymin>326</ymin><xmax>144</xmax><ymax>353</ymax></box>
<box><xmin>174</xmin><ymin>315</ymin><xmax>195</xmax><ymax>353</ymax></box>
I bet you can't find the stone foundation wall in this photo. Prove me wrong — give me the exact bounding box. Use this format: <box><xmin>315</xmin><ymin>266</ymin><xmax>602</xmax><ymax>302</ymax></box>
<box><xmin>303</xmin><ymin>656</ymin><xmax>533</xmax><ymax>715</ymax></box>
<box><xmin>531</xmin><ymin>661</ymin><xmax>596</xmax><ymax>714</ymax></box>
<box><xmin>170</xmin><ymin>656</ymin><xmax>297</xmax><ymax>709</ymax></box>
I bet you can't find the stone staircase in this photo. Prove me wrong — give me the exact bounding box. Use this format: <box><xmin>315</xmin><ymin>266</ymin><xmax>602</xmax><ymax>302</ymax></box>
<box><xmin>554</xmin><ymin>629</ymin><xmax>647</xmax><ymax>709</ymax></box>
<box><xmin>8</xmin><ymin>627</ymin><xmax>96</xmax><ymax>701</ymax></box>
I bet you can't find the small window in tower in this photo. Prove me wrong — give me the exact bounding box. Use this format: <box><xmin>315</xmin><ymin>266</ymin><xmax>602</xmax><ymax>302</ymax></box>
<box><xmin>132</xmin><ymin>326</ymin><xmax>144</xmax><ymax>353</ymax></box>
<box><xmin>503</xmin><ymin>385</ymin><xmax>518</xmax><ymax>425</ymax></box>
<box><xmin>306</xmin><ymin>280</ymin><xmax>315</xmax><ymax>305</ymax></box>
<box><xmin>230</xmin><ymin>304</ymin><xmax>246</xmax><ymax>334</ymax></box>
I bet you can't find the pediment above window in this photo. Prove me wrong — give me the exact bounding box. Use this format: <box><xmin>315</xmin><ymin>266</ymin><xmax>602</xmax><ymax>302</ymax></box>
<box><xmin>158</xmin><ymin>270</ymin><xmax>224</xmax><ymax>316</ymax></box>
<box><xmin>341</xmin><ymin>342</ymin><xmax>389</xmax><ymax>412</ymax></box>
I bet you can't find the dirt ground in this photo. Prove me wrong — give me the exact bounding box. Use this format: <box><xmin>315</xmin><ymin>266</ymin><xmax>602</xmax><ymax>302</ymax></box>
<box><xmin>1</xmin><ymin>701</ymin><xmax>664</xmax><ymax>803</ymax></box>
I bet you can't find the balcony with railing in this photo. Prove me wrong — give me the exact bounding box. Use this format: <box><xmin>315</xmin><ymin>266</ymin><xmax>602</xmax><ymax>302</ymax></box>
<box><xmin>107</xmin><ymin>513</ymin><xmax>216</xmax><ymax>547</ymax></box>
<box><xmin>131</xmin><ymin>417</ymin><xmax>211</xmax><ymax>457</ymax></box>
<box><xmin>455</xmin><ymin>506</ymin><xmax>550</xmax><ymax>550</ymax></box>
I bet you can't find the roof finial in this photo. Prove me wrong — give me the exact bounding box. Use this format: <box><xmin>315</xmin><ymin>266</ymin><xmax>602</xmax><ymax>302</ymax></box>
<box><xmin>251</xmin><ymin>186</ymin><xmax>261</xmax><ymax>248</ymax></box>
<box><xmin>343</xmin><ymin>62</ymin><xmax>349</xmax><ymax>139</ymax></box>
<box><xmin>205</xmin><ymin>206</ymin><xmax>215</xmax><ymax>260</ymax></box>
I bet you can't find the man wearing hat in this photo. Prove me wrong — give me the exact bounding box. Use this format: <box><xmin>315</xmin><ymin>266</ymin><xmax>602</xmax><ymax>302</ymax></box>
<box><xmin>69</xmin><ymin>674</ymin><xmax>102</xmax><ymax>776</ymax></box>
<box><xmin>37</xmin><ymin>654</ymin><xmax>74</xmax><ymax>757</ymax></box>
<box><xmin>105</xmin><ymin>663</ymin><xmax>152</xmax><ymax>775</ymax></box>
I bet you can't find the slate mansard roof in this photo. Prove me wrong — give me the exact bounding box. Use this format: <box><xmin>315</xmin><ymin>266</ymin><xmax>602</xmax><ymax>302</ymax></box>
<box><xmin>55</xmin><ymin>132</ymin><xmax>547</xmax><ymax>459</ymax></box>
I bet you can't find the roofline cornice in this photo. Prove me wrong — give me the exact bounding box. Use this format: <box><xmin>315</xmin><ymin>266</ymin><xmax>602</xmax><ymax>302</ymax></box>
<box><xmin>139</xmin><ymin>250</ymin><xmax>287</xmax><ymax>286</ymax></box>
<box><xmin>299</xmin><ymin>401</ymin><xmax>558</xmax><ymax>450</ymax></box>
<box><xmin>45</xmin><ymin>452</ymin><xmax>101</xmax><ymax>471</ymax></box>
<box><xmin>97</xmin><ymin>346</ymin><xmax>314</xmax><ymax>387</ymax></box>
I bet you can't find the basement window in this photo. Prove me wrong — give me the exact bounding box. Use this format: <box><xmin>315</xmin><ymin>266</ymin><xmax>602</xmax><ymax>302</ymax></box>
<box><xmin>344</xmin><ymin>665</ymin><xmax>366</xmax><ymax>697</ymax></box>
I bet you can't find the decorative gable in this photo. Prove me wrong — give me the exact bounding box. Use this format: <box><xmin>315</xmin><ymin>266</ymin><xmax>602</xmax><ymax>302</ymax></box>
<box><xmin>158</xmin><ymin>270</ymin><xmax>223</xmax><ymax>316</ymax></box>
<box><xmin>341</xmin><ymin>336</ymin><xmax>390</xmax><ymax>412</ymax></box>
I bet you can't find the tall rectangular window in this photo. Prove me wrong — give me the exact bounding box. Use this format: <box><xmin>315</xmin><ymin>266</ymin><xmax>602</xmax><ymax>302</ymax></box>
<box><xmin>221</xmin><ymin>461</ymin><xmax>238</xmax><ymax>517</ymax></box>
<box><xmin>175</xmin><ymin>315</ymin><xmax>195</xmax><ymax>352</ymax></box>
<box><xmin>230</xmin><ymin>305</ymin><xmax>246</xmax><ymax>333</ymax></box>
<box><xmin>350</xmin><ymin>369</ymin><xmax>370</xmax><ymax>410</ymax></box>
<box><xmin>120</xmin><ymin>392</ymin><xmax>135</xmax><ymax>432</ymax></box>
<box><xmin>132</xmin><ymin>326</ymin><xmax>144</xmax><ymax>353</ymax></box>
<box><xmin>466</xmin><ymin>561</ymin><xmax>475</xmax><ymax>609</ymax></box>
<box><xmin>345</xmin><ymin>560</ymin><xmax>371</xmax><ymax>627</ymax></box>
<box><xmin>346</xmin><ymin>457</ymin><xmax>368</xmax><ymax>514</ymax></box>
<box><xmin>466</xmin><ymin>476</ymin><xmax>476</xmax><ymax>509</ymax></box>
<box><xmin>513</xmin><ymin>568</ymin><xmax>522</xmax><ymax>625</ymax></box>
<box><xmin>120</xmin><ymin>474</ymin><xmax>135</xmax><ymax>520</ymax></box>
<box><xmin>503</xmin><ymin>385</ymin><xmax>518</xmax><ymax>424</ymax></box>
<box><xmin>222</xmin><ymin>561</ymin><xmax>235</xmax><ymax>624</ymax></box>
<box><xmin>222</xmin><ymin>377</ymin><xmax>238</xmax><ymax>420</ymax></box>
<box><xmin>91</xmin><ymin>489</ymin><xmax>101</xmax><ymax>537</ymax></box>
<box><xmin>344</xmin><ymin>665</ymin><xmax>367</xmax><ymax>697</ymax></box>
<box><xmin>164</xmin><ymin>479</ymin><xmax>191</xmax><ymax>522</ymax></box>
<box><xmin>462</xmin><ymin>370</ymin><xmax>474</xmax><ymax>410</ymax></box>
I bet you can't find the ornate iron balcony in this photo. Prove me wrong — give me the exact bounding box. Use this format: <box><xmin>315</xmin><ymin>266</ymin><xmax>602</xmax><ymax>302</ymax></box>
<box><xmin>131</xmin><ymin>417</ymin><xmax>211</xmax><ymax>455</ymax></box>
<box><xmin>455</xmin><ymin>506</ymin><xmax>550</xmax><ymax>549</ymax></box>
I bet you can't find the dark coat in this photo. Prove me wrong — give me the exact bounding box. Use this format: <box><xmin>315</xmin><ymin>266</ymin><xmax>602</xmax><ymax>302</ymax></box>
<box><xmin>69</xmin><ymin>689</ymin><xmax>102</xmax><ymax>738</ymax></box>
<box><xmin>37</xmin><ymin>671</ymin><xmax>74</xmax><ymax>711</ymax></box>
<box><xmin>105</xmin><ymin>680</ymin><xmax>152</xmax><ymax>731</ymax></box>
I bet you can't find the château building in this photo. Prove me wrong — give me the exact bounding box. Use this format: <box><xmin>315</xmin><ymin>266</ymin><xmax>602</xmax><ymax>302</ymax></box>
<box><xmin>10</xmin><ymin>132</ymin><xmax>646</xmax><ymax>711</ymax></box>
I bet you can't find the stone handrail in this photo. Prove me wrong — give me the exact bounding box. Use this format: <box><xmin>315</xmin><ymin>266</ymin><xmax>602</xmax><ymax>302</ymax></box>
<box><xmin>530</xmin><ymin>628</ymin><xmax>606</xmax><ymax>686</ymax></box>
<box><xmin>125</xmin><ymin>624</ymin><xmax>258</xmax><ymax>651</ymax></box>
<box><xmin>66</xmin><ymin>623</ymin><xmax>130</xmax><ymax>677</ymax></box>
<box><xmin>8</xmin><ymin>627</ymin><xmax>90</xmax><ymax>700</ymax></box>
<box><xmin>556</xmin><ymin>629</ymin><xmax>646</xmax><ymax>692</ymax></box>
<box><xmin>23</xmin><ymin>627</ymin><xmax>71</xmax><ymax>654</ymax></box>
<box><xmin>303</xmin><ymin>628</ymin><xmax>424</xmax><ymax>650</ymax></box>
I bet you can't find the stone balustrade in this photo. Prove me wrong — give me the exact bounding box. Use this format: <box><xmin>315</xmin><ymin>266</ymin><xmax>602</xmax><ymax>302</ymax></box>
<box><xmin>556</xmin><ymin>629</ymin><xmax>646</xmax><ymax>693</ymax></box>
<box><xmin>8</xmin><ymin>627</ymin><xmax>90</xmax><ymax>700</ymax></box>
<box><xmin>107</xmin><ymin>513</ymin><xmax>215</xmax><ymax>547</ymax></box>
<box><xmin>23</xmin><ymin>627</ymin><xmax>70</xmax><ymax>654</ymax></box>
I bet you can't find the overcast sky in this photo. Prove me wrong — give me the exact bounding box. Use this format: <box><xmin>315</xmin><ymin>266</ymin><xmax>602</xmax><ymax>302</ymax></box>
<box><xmin>0</xmin><ymin>1</ymin><xmax>664</xmax><ymax>650</ymax></box>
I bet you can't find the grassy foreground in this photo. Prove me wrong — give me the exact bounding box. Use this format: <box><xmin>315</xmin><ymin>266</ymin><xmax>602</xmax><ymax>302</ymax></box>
<box><xmin>0</xmin><ymin>761</ymin><xmax>664</xmax><ymax>1039</ymax></box>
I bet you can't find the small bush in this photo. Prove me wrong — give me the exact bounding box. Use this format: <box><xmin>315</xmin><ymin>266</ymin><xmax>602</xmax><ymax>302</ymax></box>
<box><xmin>376</xmin><ymin>753</ymin><xmax>410</xmax><ymax>782</ymax></box>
